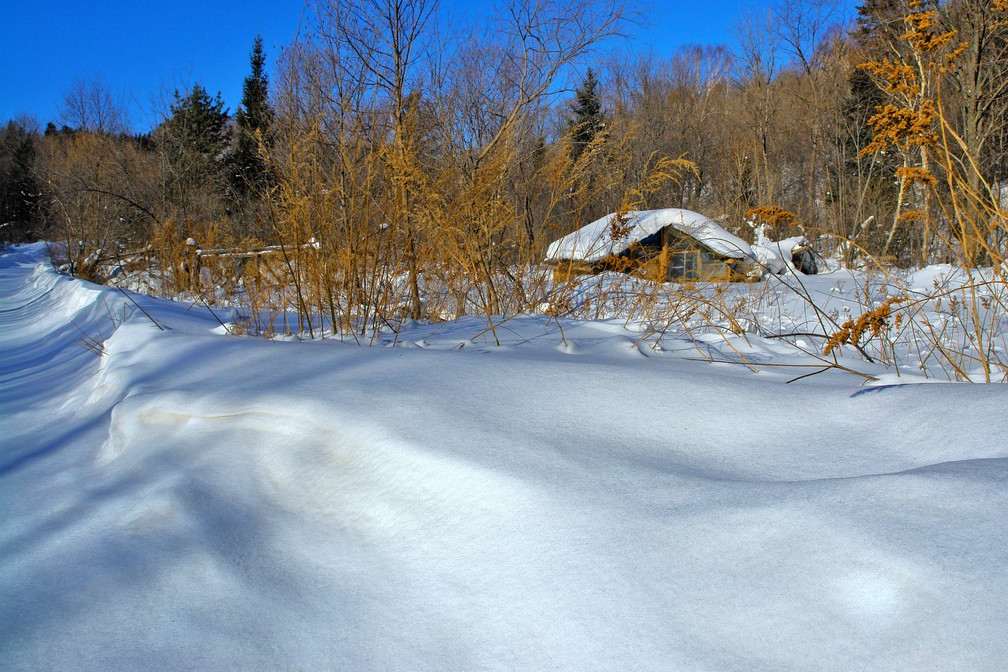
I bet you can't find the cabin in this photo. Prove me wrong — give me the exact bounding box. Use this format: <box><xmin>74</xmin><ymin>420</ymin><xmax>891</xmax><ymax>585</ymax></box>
<box><xmin>545</xmin><ymin>209</ymin><xmax>756</xmax><ymax>282</ymax></box>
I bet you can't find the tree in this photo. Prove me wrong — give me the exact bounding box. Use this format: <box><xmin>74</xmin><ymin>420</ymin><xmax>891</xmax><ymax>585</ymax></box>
<box><xmin>855</xmin><ymin>0</ymin><xmax>908</xmax><ymax>45</ymax></box>
<box><xmin>0</xmin><ymin>119</ymin><xmax>39</xmax><ymax>243</ymax></box>
<box><xmin>942</xmin><ymin>0</ymin><xmax>1008</xmax><ymax>222</ymax></box>
<box><xmin>159</xmin><ymin>84</ymin><xmax>231</xmax><ymax>223</ymax></box>
<box><xmin>568</xmin><ymin>68</ymin><xmax>604</xmax><ymax>163</ymax></box>
<box><xmin>313</xmin><ymin>0</ymin><xmax>438</xmax><ymax>321</ymax></box>
<box><xmin>59</xmin><ymin>77</ymin><xmax>128</xmax><ymax>135</ymax></box>
<box><xmin>164</xmin><ymin>84</ymin><xmax>230</xmax><ymax>163</ymax></box>
<box><xmin>234</xmin><ymin>35</ymin><xmax>274</xmax><ymax>195</ymax></box>
<box><xmin>35</xmin><ymin>124</ymin><xmax>161</xmax><ymax>277</ymax></box>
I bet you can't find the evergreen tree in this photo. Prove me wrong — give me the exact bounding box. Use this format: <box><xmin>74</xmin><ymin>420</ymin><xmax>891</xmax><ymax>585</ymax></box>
<box><xmin>568</xmin><ymin>69</ymin><xmax>604</xmax><ymax>164</ymax></box>
<box><xmin>163</xmin><ymin>84</ymin><xmax>230</xmax><ymax>175</ymax></box>
<box><xmin>855</xmin><ymin>0</ymin><xmax>909</xmax><ymax>45</ymax></box>
<box><xmin>157</xmin><ymin>84</ymin><xmax>230</xmax><ymax>222</ymax></box>
<box><xmin>233</xmin><ymin>36</ymin><xmax>273</xmax><ymax>194</ymax></box>
<box><xmin>847</xmin><ymin>0</ymin><xmax>906</xmax><ymax>143</ymax></box>
<box><xmin>0</xmin><ymin>120</ymin><xmax>39</xmax><ymax>243</ymax></box>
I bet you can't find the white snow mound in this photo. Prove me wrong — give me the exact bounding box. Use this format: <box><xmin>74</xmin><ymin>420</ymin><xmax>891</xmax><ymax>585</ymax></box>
<box><xmin>3</xmin><ymin>243</ymin><xmax>1008</xmax><ymax>671</ymax></box>
<box><xmin>752</xmin><ymin>235</ymin><xmax>809</xmax><ymax>274</ymax></box>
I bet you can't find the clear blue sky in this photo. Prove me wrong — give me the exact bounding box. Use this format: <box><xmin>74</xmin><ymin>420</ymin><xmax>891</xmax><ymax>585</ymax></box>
<box><xmin>1</xmin><ymin>0</ymin><xmax>854</xmax><ymax>132</ymax></box>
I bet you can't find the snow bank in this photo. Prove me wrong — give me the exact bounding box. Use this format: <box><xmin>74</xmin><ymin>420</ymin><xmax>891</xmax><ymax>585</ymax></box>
<box><xmin>3</xmin><ymin>244</ymin><xmax>1008</xmax><ymax>670</ymax></box>
<box><xmin>546</xmin><ymin>208</ymin><xmax>754</xmax><ymax>262</ymax></box>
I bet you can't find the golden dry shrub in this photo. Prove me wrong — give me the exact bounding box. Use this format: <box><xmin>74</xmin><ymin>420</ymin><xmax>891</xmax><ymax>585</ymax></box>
<box><xmin>824</xmin><ymin>296</ymin><xmax>907</xmax><ymax>356</ymax></box>
<box><xmin>746</xmin><ymin>204</ymin><xmax>799</xmax><ymax>229</ymax></box>
<box><xmin>862</xmin><ymin>101</ymin><xmax>938</xmax><ymax>156</ymax></box>
<box><xmin>894</xmin><ymin>165</ymin><xmax>937</xmax><ymax>187</ymax></box>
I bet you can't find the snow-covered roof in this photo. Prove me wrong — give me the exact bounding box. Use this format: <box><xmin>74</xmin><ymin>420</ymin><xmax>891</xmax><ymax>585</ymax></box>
<box><xmin>545</xmin><ymin>209</ymin><xmax>755</xmax><ymax>263</ymax></box>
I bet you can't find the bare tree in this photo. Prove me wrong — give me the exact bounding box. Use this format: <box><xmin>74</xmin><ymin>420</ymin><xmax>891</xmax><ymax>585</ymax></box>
<box><xmin>428</xmin><ymin>0</ymin><xmax>628</xmax><ymax>319</ymax></box>
<box><xmin>733</xmin><ymin>8</ymin><xmax>783</xmax><ymax>210</ymax></box>
<box><xmin>59</xmin><ymin>77</ymin><xmax>129</xmax><ymax>135</ymax></box>
<box><xmin>311</xmin><ymin>0</ymin><xmax>437</xmax><ymax>320</ymax></box>
<box><xmin>942</xmin><ymin>0</ymin><xmax>1008</xmax><ymax>230</ymax></box>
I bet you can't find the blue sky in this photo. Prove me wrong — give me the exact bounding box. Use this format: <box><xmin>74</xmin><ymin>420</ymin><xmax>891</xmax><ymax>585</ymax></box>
<box><xmin>2</xmin><ymin>0</ymin><xmax>307</xmax><ymax>130</ymax></box>
<box><xmin>1</xmin><ymin>0</ymin><xmax>854</xmax><ymax>131</ymax></box>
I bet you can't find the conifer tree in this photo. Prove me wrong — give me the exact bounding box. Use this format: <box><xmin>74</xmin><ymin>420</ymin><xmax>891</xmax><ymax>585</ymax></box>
<box><xmin>164</xmin><ymin>84</ymin><xmax>230</xmax><ymax>170</ymax></box>
<box><xmin>233</xmin><ymin>36</ymin><xmax>273</xmax><ymax>194</ymax></box>
<box><xmin>158</xmin><ymin>84</ymin><xmax>230</xmax><ymax>221</ymax></box>
<box><xmin>568</xmin><ymin>68</ymin><xmax>604</xmax><ymax>164</ymax></box>
<box><xmin>0</xmin><ymin>120</ymin><xmax>39</xmax><ymax>242</ymax></box>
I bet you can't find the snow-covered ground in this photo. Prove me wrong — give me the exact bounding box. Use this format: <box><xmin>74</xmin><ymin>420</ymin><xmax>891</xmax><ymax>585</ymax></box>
<box><xmin>2</xmin><ymin>242</ymin><xmax>1008</xmax><ymax>670</ymax></box>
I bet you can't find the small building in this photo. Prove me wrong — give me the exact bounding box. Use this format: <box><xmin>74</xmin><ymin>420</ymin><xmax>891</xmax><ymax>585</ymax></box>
<box><xmin>545</xmin><ymin>209</ymin><xmax>755</xmax><ymax>282</ymax></box>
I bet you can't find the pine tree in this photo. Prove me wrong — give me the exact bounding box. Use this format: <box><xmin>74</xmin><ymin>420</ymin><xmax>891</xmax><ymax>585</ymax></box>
<box><xmin>0</xmin><ymin>120</ymin><xmax>39</xmax><ymax>242</ymax></box>
<box><xmin>847</xmin><ymin>0</ymin><xmax>906</xmax><ymax>148</ymax></box>
<box><xmin>159</xmin><ymin>84</ymin><xmax>230</xmax><ymax>216</ymax></box>
<box><xmin>233</xmin><ymin>36</ymin><xmax>273</xmax><ymax>194</ymax></box>
<box><xmin>855</xmin><ymin>0</ymin><xmax>908</xmax><ymax>45</ymax></box>
<box><xmin>165</xmin><ymin>84</ymin><xmax>230</xmax><ymax>163</ymax></box>
<box><xmin>568</xmin><ymin>69</ymin><xmax>604</xmax><ymax>164</ymax></box>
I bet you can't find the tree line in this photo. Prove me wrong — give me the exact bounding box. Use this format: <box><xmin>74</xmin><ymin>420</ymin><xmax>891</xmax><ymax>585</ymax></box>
<box><xmin>1</xmin><ymin>0</ymin><xmax>1006</xmax><ymax>327</ymax></box>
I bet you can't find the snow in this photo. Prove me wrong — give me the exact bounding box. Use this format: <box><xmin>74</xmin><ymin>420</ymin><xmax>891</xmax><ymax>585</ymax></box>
<box><xmin>545</xmin><ymin>208</ymin><xmax>755</xmax><ymax>262</ymax></box>
<box><xmin>3</xmin><ymin>243</ymin><xmax>1008</xmax><ymax>670</ymax></box>
<box><xmin>752</xmin><ymin>235</ymin><xmax>808</xmax><ymax>274</ymax></box>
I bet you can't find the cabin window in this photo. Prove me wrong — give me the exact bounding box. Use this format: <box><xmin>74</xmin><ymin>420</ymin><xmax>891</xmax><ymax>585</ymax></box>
<box><xmin>669</xmin><ymin>250</ymin><xmax>700</xmax><ymax>279</ymax></box>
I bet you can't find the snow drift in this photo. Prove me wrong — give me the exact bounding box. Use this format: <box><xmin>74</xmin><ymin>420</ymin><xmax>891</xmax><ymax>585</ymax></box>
<box><xmin>2</xmin><ymin>243</ymin><xmax>1008</xmax><ymax>671</ymax></box>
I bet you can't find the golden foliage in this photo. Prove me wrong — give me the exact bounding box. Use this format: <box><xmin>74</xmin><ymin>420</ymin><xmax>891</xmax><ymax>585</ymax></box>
<box><xmin>859</xmin><ymin>59</ymin><xmax>918</xmax><ymax>97</ymax></box>
<box><xmin>902</xmin><ymin>10</ymin><xmax>957</xmax><ymax>55</ymax></box>
<box><xmin>608</xmin><ymin>212</ymin><xmax>635</xmax><ymax>242</ymax></box>
<box><xmin>897</xmin><ymin>209</ymin><xmax>928</xmax><ymax>223</ymax></box>
<box><xmin>824</xmin><ymin>296</ymin><xmax>907</xmax><ymax>356</ymax></box>
<box><xmin>746</xmin><ymin>204</ymin><xmax>798</xmax><ymax>228</ymax></box>
<box><xmin>620</xmin><ymin>154</ymin><xmax>699</xmax><ymax>211</ymax></box>
<box><xmin>894</xmin><ymin>165</ymin><xmax>936</xmax><ymax>186</ymax></box>
<box><xmin>861</xmin><ymin>101</ymin><xmax>937</xmax><ymax>155</ymax></box>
